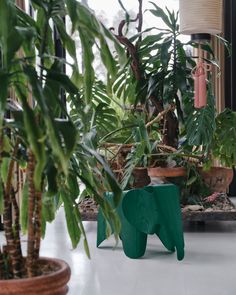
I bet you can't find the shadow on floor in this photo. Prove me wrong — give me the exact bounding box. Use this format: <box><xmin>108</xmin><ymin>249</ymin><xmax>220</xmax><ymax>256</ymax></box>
<box><xmin>183</xmin><ymin>220</ymin><xmax>236</xmax><ymax>233</ymax></box>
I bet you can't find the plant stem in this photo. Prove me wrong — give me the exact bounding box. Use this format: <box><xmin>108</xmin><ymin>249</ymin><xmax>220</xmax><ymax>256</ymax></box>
<box><xmin>0</xmin><ymin>132</ymin><xmax>5</xmax><ymax>279</ymax></box>
<box><xmin>3</xmin><ymin>191</ymin><xmax>22</xmax><ymax>278</ymax></box>
<box><xmin>5</xmin><ymin>138</ymin><xmax>20</xmax><ymax>196</ymax></box>
<box><xmin>34</xmin><ymin>190</ymin><xmax>42</xmax><ymax>261</ymax></box>
<box><xmin>11</xmin><ymin>188</ymin><xmax>25</xmax><ymax>276</ymax></box>
<box><xmin>26</xmin><ymin>150</ymin><xmax>43</xmax><ymax>277</ymax></box>
<box><xmin>0</xmin><ymin>246</ymin><xmax>4</xmax><ymax>279</ymax></box>
<box><xmin>136</xmin><ymin>0</ymin><xmax>143</xmax><ymax>43</ymax></box>
<box><xmin>146</xmin><ymin>105</ymin><xmax>174</xmax><ymax>128</ymax></box>
<box><xmin>3</xmin><ymin>138</ymin><xmax>23</xmax><ymax>278</ymax></box>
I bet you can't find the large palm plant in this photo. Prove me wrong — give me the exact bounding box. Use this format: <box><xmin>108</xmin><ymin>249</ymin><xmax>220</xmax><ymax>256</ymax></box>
<box><xmin>0</xmin><ymin>0</ymin><xmax>125</xmax><ymax>279</ymax></box>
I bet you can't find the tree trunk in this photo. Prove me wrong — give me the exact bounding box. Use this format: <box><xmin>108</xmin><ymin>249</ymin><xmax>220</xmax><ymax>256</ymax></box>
<box><xmin>150</xmin><ymin>96</ymin><xmax>179</xmax><ymax>148</ymax></box>
<box><xmin>27</xmin><ymin>150</ymin><xmax>42</xmax><ymax>277</ymax></box>
<box><xmin>3</xmin><ymin>139</ymin><xmax>23</xmax><ymax>278</ymax></box>
<box><xmin>162</xmin><ymin>111</ymin><xmax>179</xmax><ymax>148</ymax></box>
<box><xmin>27</xmin><ymin>150</ymin><xmax>36</xmax><ymax>277</ymax></box>
<box><xmin>0</xmin><ymin>248</ymin><xmax>5</xmax><ymax>279</ymax></box>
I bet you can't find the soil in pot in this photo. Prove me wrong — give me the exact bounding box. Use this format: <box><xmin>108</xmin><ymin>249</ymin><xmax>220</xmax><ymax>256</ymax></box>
<box><xmin>0</xmin><ymin>257</ymin><xmax>71</xmax><ymax>295</ymax></box>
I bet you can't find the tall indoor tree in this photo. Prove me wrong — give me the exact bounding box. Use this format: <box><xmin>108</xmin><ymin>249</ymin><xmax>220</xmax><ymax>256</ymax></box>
<box><xmin>0</xmin><ymin>0</ymin><xmax>125</xmax><ymax>290</ymax></box>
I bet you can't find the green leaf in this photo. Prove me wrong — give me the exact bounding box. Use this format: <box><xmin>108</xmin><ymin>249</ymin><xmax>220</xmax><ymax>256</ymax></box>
<box><xmin>149</xmin><ymin>3</ymin><xmax>172</xmax><ymax>29</ymax></box>
<box><xmin>42</xmin><ymin>194</ymin><xmax>55</xmax><ymax>222</ymax></box>
<box><xmin>78</xmin><ymin>28</ymin><xmax>95</xmax><ymax>104</ymax></box>
<box><xmin>46</xmin><ymin>161</ymin><xmax>58</xmax><ymax>196</ymax></box>
<box><xmin>23</xmin><ymin>65</ymin><xmax>74</xmax><ymax>175</ymax></box>
<box><xmin>214</xmin><ymin>34</ymin><xmax>231</xmax><ymax>56</ymax></box>
<box><xmin>0</xmin><ymin>71</ymin><xmax>9</xmax><ymax>120</ymax></box>
<box><xmin>55</xmin><ymin>119</ymin><xmax>77</xmax><ymax>159</ymax></box>
<box><xmin>141</xmin><ymin>33</ymin><xmax>165</xmax><ymax>46</ymax></box>
<box><xmin>0</xmin><ymin>0</ymin><xmax>17</xmax><ymax>66</ymax></box>
<box><xmin>17</xmin><ymin>91</ymin><xmax>46</xmax><ymax>190</ymax></box>
<box><xmin>186</xmin><ymin>92</ymin><xmax>215</xmax><ymax>147</ymax></box>
<box><xmin>61</xmin><ymin>191</ymin><xmax>81</xmax><ymax>248</ymax></box>
<box><xmin>41</xmin><ymin>209</ymin><xmax>47</xmax><ymax>238</ymax></box>
<box><xmin>53</xmin><ymin>15</ymin><xmax>77</xmax><ymax>62</ymax></box>
<box><xmin>46</xmin><ymin>64</ymin><xmax>78</xmax><ymax>94</ymax></box>
<box><xmin>65</xmin><ymin>0</ymin><xmax>77</xmax><ymax>33</ymax></box>
<box><xmin>83</xmin><ymin>238</ymin><xmax>91</xmax><ymax>259</ymax></box>
<box><xmin>80</xmin><ymin>144</ymin><xmax>121</xmax><ymax>207</ymax></box>
<box><xmin>0</xmin><ymin>182</ymin><xmax>3</xmax><ymax>214</ymax></box>
<box><xmin>67</xmin><ymin>173</ymin><xmax>80</xmax><ymax>201</ymax></box>
<box><xmin>74</xmin><ymin>206</ymin><xmax>91</xmax><ymax>258</ymax></box>
<box><xmin>212</xmin><ymin>109</ymin><xmax>236</xmax><ymax>166</ymax></box>
<box><xmin>186</xmin><ymin>176</ymin><xmax>197</xmax><ymax>186</ymax></box>
<box><xmin>99</xmin><ymin>37</ymin><xmax>117</xmax><ymax>79</ymax></box>
<box><xmin>1</xmin><ymin>158</ymin><xmax>10</xmax><ymax>183</ymax></box>
<box><xmin>160</xmin><ymin>38</ymin><xmax>172</xmax><ymax>67</ymax></box>
<box><xmin>20</xmin><ymin>181</ymin><xmax>29</xmax><ymax>234</ymax></box>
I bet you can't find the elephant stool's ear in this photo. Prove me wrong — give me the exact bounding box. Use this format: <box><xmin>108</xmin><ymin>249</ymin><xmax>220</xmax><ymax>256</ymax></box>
<box><xmin>122</xmin><ymin>188</ymin><xmax>160</xmax><ymax>234</ymax></box>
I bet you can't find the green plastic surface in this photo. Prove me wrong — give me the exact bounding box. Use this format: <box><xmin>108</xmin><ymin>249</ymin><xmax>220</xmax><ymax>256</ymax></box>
<box><xmin>97</xmin><ymin>184</ymin><xmax>185</xmax><ymax>260</ymax></box>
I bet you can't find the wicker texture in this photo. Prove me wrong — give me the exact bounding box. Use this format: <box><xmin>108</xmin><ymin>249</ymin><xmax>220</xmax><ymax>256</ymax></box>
<box><xmin>179</xmin><ymin>0</ymin><xmax>223</xmax><ymax>35</ymax></box>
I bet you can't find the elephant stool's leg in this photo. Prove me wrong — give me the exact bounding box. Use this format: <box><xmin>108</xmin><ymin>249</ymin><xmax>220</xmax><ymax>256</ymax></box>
<box><xmin>121</xmin><ymin>223</ymin><xmax>147</xmax><ymax>259</ymax></box>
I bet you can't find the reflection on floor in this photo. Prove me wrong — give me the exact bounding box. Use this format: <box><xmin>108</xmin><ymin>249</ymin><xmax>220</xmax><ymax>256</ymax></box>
<box><xmin>1</xmin><ymin>209</ymin><xmax>236</xmax><ymax>295</ymax></box>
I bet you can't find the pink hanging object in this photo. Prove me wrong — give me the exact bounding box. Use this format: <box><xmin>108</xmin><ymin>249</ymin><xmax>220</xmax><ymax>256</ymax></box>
<box><xmin>193</xmin><ymin>70</ymin><xmax>200</xmax><ymax>108</ymax></box>
<box><xmin>198</xmin><ymin>64</ymin><xmax>207</xmax><ymax>108</ymax></box>
<box><xmin>192</xmin><ymin>61</ymin><xmax>207</xmax><ymax>109</ymax></box>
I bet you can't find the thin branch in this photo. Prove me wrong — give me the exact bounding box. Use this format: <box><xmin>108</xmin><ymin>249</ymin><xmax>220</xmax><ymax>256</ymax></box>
<box><xmin>146</xmin><ymin>105</ymin><xmax>175</xmax><ymax>128</ymax></box>
<box><xmin>113</xmin><ymin>18</ymin><xmax>143</xmax><ymax>81</ymax></box>
<box><xmin>136</xmin><ymin>0</ymin><xmax>143</xmax><ymax>43</ymax></box>
<box><xmin>156</xmin><ymin>143</ymin><xmax>177</xmax><ymax>152</ymax></box>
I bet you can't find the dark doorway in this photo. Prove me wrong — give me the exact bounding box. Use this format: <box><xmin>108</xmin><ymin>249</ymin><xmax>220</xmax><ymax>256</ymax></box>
<box><xmin>224</xmin><ymin>0</ymin><xmax>236</xmax><ymax>195</ymax></box>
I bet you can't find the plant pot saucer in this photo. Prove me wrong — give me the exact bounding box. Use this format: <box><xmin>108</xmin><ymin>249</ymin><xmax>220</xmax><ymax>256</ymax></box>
<box><xmin>182</xmin><ymin>209</ymin><xmax>236</xmax><ymax>221</ymax></box>
<box><xmin>182</xmin><ymin>194</ymin><xmax>236</xmax><ymax>221</ymax></box>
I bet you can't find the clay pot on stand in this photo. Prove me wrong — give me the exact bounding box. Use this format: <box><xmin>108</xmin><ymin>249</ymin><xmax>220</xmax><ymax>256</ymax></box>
<box><xmin>148</xmin><ymin>167</ymin><xmax>187</xmax><ymax>178</ymax></box>
<box><xmin>198</xmin><ymin>167</ymin><xmax>234</xmax><ymax>193</ymax></box>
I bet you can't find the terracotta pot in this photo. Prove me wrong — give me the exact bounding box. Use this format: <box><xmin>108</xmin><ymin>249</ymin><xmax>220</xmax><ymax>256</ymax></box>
<box><xmin>132</xmin><ymin>167</ymin><xmax>151</xmax><ymax>188</ymax></box>
<box><xmin>147</xmin><ymin>167</ymin><xmax>187</xmax><ymax>178</ymax></box>
<box><xmin>198</xmin><ymin>167</ymin><xmax>233</xmax><ymax>193</ymax></box>
<box><xmin>0</xmin><ymin>257</ymin><xmax>71</xmax><ymax>295</ymax></box>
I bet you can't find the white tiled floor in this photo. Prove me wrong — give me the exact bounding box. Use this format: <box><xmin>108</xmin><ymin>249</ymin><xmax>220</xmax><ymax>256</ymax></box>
<box><xmin>1</xmin><ymin>210</ymin><xmax>236</xmax><ymax>295</ymax></box>
<box><xmin>40</xmin><ymin>211</ymin><xmax>236</xmax><ymax>295</ymax></box>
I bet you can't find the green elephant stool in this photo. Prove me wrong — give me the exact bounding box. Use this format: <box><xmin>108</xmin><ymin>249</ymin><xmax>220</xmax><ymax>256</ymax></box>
<box><xmin>97</xmin><ymin>184</ymin><xmax>185</xmax><ymax>260</ymax></box>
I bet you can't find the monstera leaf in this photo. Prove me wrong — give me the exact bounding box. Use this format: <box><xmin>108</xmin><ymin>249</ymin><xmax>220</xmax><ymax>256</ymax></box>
<box><xmin>212</xmin><ymin>109</ymin><xmax>236</xmax><ymax>167</ymax></box>
<box><xmin>186</xmin><ymin>92</ymin><xmax>216</xmax><ymax>147</ymax></box>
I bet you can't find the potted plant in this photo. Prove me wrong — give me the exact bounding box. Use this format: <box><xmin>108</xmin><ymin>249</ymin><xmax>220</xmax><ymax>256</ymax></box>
<box><xmin>97</xmin><ymin>2</ymin><xmax>233</xmax><ymax>211</ymax></box>
<box><xmin>192</xmin><ymin>108</ymin><xmax>236</xmax><ymax>193</ymax></box>
<box><xmin>0</xmin><ymin>0</ymin><xmax>125</xmax><ymax>293</ymax></box>
<box><xmin>96</xmin><ymin>2</ymin><xmax>196</xmax><ymax>187</ymax></box>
